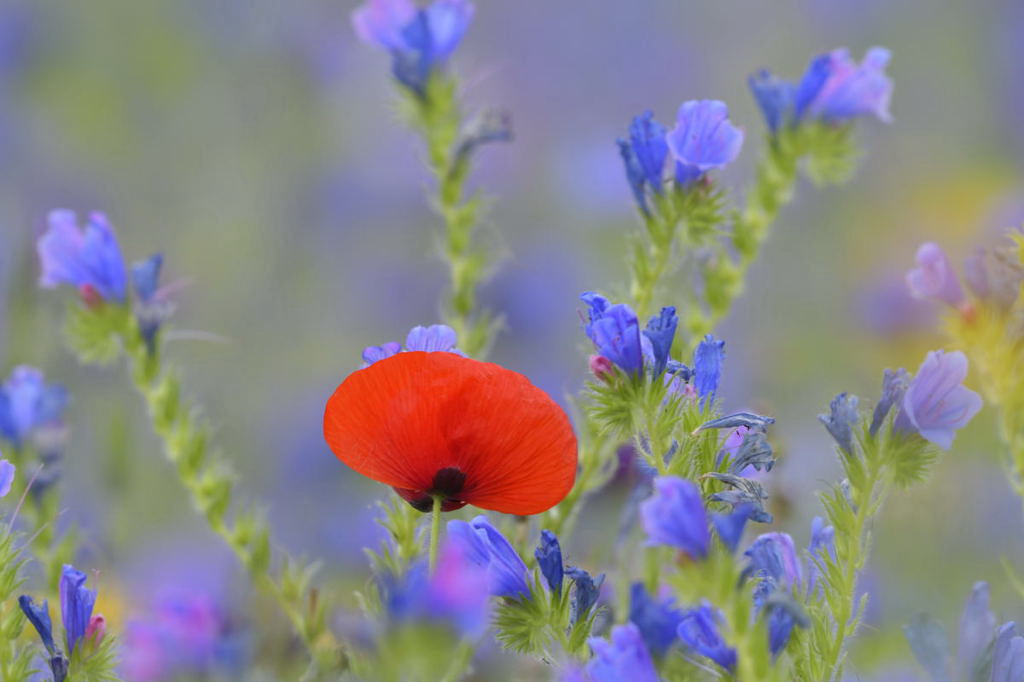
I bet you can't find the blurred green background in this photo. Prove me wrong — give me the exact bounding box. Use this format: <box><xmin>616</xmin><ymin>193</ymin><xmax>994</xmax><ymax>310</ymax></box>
<box><xmin>1</xmin><ymin>0</ymin><xmax>1022</xmax><ymax>678</ymax></box>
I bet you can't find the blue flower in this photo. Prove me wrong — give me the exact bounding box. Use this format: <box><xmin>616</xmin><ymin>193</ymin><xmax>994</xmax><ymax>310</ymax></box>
<box><xmin>60</xmin><ymin>565</ymin><xmax>97</xmax><ymax>655</ymax></box>
<box><xmin>805</xmin><ymin>516</ymin><xmax>835</xmax><ymax>596</ymax></box>
<box><xmin>750</xmin><ymin>47</ymin><xmax>893</xmax><ymax>131</ymax></box>
<box><xmin>131</xmin><ymin>253</ymin><xmax>163</xmax><ymax>303</ymax></box>
<box><xmin>666</xmin><ymin>100</ymin><xmax>744</xmax><ymax>186</ymax></box>
<box><xmin>566</xmin><ymin>566</ymin><xmax>604</xmax><ymax>625</ymax></box>
<box><xmin>18</xmin><ymin>595</ymin><xmax>57</xmax><ymax>656</ymax></box>
<box><xmin>677</xmin><ymin>602</ymin><xmax>736</xmax><ymax>672</ymax></box>
<box><xmin>379</xmin><ymin>543</ymin><xmax>490</xmax><ymax>636</ymax></box>
<box><xmin>580</xmin><ymin>292</ymin><xmax>644</xmax><ymax>376</ymax></box>
<box><xmin>352</xmin><ymin>0</ymin><xmax>474</xmax><ymax>96</ymax></box>
<box><xmin>818</xmin><ymin>392</ymin><xmax>859</xmax><ymax>455</ymax></box>
<box><xmin>617</xmin><ymin>111</ymin><xmax>669</xmax><ymax>213</ymax></box>
<box><xmin>894</xmin><ymin>350</ymin><xmax>982</xmax><ymax>450</ymax></box>
<box><xmin>628</xmin><ymin>582</ymin><xmax>683</xmax><ymax>658</ymax></box>
<box><xmin>692</xmin><ymin>335</ymin><xmax>725</xmax><ymax>404</ymax></box>
<box><xmin>711</xmin><ymin>503</ymin><xmax>755</xmax><ymax>553</ymax></box>
<box><xmin>586</xmin><ymin>624</ymin><xmax>659</xmax><ymax>682</ymax></box>
<box><xmin>744</xmin><ymin>533</ymin><xmax>802</xmax><ymax>601</ymax></box>
<box><xmin>992</xmin><ymin>622</ymin><xmax>1024</xmax><ymax>682</ymax></box>
<box><xmin>640</xmin><ymin>476</ymin><xmax>710</xmax><ymax>559</ymax></box>
<box><xmin>748</xmin><ymin>70</ymin><xmax>795</xmax><ymax>134</ymax></box>
<box><xmin>799</xmin><ymin>47</ymin><xmax>893</xmax><ymax>123</ymax></box>
<box><xmin>869</xmin><ymin>368</ymin><xmax>909</xmax><ymax>437</ymax></box>
<box><xmin>361</xmin><ymin>324</ymin><xmax>462</xmax><ymax>367</ymax></box>
<box><xmin>362</xmin><ymin>342</ymin><xmax>402</xmax><ymax>366</ymax></box>
<box><xmin>906</xmin><ymin>242</ymin><xmax>966</xmax><ymax>309</ymax></box>
<box><xmin>130</xmin><ymin>253</ymin><xmax>168</xmax><ymax>353</ymax></box>
<box><xmin>0</xmin><ymin>459</ymin><xmax>14</xmax><ymax>498</ymax></box>
<box><xmin>767</xmin><ymin>605</ymin><xmax>796</xmax><ymax>658</ymax></box>
<box><xmin>0</xmin><ymin>366</ymin><xmax>69</xmax><ymax>449</ymax></box>
<box><xmin>447</xmin><ymin>515</ymin><xmax>529</xmax><ymax>599</ymax></box>
<box><xmin>535</xmin><ymin>530</ymin><xmax>564</xmax><ymax>596</ymax></box>
<box><xmin>405</xmin><ymin>324</ymin><xmax>459</xmax><ymax>352</ymax></box>
<box><xmin>642</xmin><ymin>307</ymin><xmax>678</xmax><ymax>377</ymax></box>
<box><xmin>37</xmin><ymin>210</ymin><xmax>127</xmax><ymax>303</ymax></box>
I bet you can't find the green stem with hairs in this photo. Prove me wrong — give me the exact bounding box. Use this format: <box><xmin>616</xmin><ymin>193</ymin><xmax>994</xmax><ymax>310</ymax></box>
<box><xmin>408</xmin><ymin>76</ymin><xmax>495</xmax><ymax>358</ymax></box>
<box><xmin>61</xmin><ymin>302</ymin><xmax>348</xmax><ymax>677</ymax></box>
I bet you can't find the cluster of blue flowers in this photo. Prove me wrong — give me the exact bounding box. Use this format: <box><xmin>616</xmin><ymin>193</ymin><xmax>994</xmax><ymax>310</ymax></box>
<box><xmin>580</xmin><ymin>291</ymin><xmax>724</xmax><ymax>399</ymax></box>
<box><xmin>19</xmin><ymin>565</ymin><xmax>104</xmax><ymax>681</ymax></box>
<box><xmin>617</xmin><ymin>101</ymin><xmax>744</xmax><ymax>214</ymax></box>
<box><xmin>748</xmin><ymin>47</ymin><xmax>893</xmax><ymax>134</ymax></box>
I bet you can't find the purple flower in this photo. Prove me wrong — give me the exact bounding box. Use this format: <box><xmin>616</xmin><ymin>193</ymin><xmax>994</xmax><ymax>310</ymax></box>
<box><xmin>37</xmin><ymin>210</ymin><xmax>127</xmax><ymax>303</ymax></box>
<box><xmin>958</xmin><ymin>582</ymin><xmax>997</xmax><ymax>679</ymax></box>
<box><xmin>60</xmin><ymin>564</ymin><xmax>97</xmax><ymax>654</ymax></box>
<box><xmin>744</xmin><ymin>532</ymin><xmax>802</xmax><ymax>604</ymax></box>
<box><xmin>798</xmin><ymin>47</ymin><xmax>893</xmax><ymax>123</ymax></box>
<box><xmin>352</xmin><ymin>0</ymin><xmax>417</xmax><ymax>51</ymax></box>
<box><xmin>894</xmin><ymin>350</ymin><xmax>982</xmax><ymax>450</ymax></box>
<box><xmin>906</xmin><ymin>242</ymin><xmax>966</xmax><ymax>309</ymax></box>
<box><xmin>750</xmin><ymin>47</ymin><xmax>893</xmax><ymax>131</ymax></box>
<box><xmin>352</xmin><ymin>0</ymin><xmax>474</xmax><ymax>95</ymax></box>
<box><xmin>711</xmin><ymin>503</ymin><xmax>755</xmax><ymax>553</ymax></box>
<box><xmin>748</xmin><ymin>70</ymin><xmax>795</xmax><ymax>134</ymax></box>
<box><xmin>666</xmin><ymin>100</ymin><xmax>744</xmax><ymax>186</ymax></box>
<box><xmin>131</xmin><ymin>253</ymin><xmax>169</xmax><ymax>354</ymax></box>
<box><xmin>0</xmin><ymin>458</ymin><xmax>13</xmax><ymax>498</ymax></box>
<box><xmin>677</xmin><ymin>602</ymin><xmax>736</xmax><ymax>672</ymax></box>
<box><xmin>692</xmin><ymin>335</ymin><xmax>725</xmax><ymax>403</ymax></box>
<box><xmin>405</xmin><ymin>324</ymin><xmax>458</xmax><ymax>352</ymax></box>
<box><xmin>18</xmin><ymin>595</ymin><xmax>57</xmax><ymax>655</ymax></box>
<box><xmin>121</xmin><ymin>589</ymin><xmax>248</xmax><ymax>680</ymax></box>
<box><xmin>580</xmin><ymin>292</ymin><xmax>644</xmax><ymax>376</ymax></box>
<box><xmin>131</xmin><ymin>253</ymin><xmax>163</xmax><ymax>303</ymax></box>
<box><xmin>992</xmin><ymin>622</ymin><xmax>1024</xmax><ymax>682</ymax></box>
<box><xmin>642</xmin><ymin>307</ymin><xmax>678</xmax><ymax>376</ymax></box>
<box><xmin>640</xmin><ymin>476</ymin><xmax>710</xmax><ymax>558</ymax></box>
<box><xmin>566</xmin><ymin>566</ymin><xmax>604</xmax><ymax>625</ymax></box>
<box><xmin>586</xmin><ymin>624</ymin><xmax>659</xmax><ymax>682</ymax></box>
<box><xmin>447</xmin><ymin>515</ymin><xmax>529</xmax><ymax>599</ymax></box>
<box><xmin>818</xmin><ymin>392</ymin><xmax>859</xmax><ymax>454</ymax></box>
<box><xmin>362</xmin><ymin>342</ymin><xmax>402</xmax><ymax>366</ymax></box>
<box><xmin>618</xmin><ymin>111</ymin><xmax>669</xmax><ymax>213</ymax></box>
<box><xmin>380</xmin><ymin>542</ymin><xmax>490</xmax><ymax>636</ymax></box>
<box><xmin>361</xmin><ymin>324</ymin><xmax>462</xmax><ymax>367</ymax></box>
<box><xmin>806</xmin><ymin>516</ymin><xmax>836</xmax><ymax>596</ymax></box>
<box><xmin>535</xmin><ymin>530</ymin><xmax>564</xmax><ymax>596</ymax></box>
<box><xmin>628</xmin><ymin>582</ymin><xmax>683</xmax><ymax>658</ymax></box>
<box><xmin>870</xmin><ymin>368</ymin><xmax>909</xmax><ymax>437</ymax></box>
<box><xmin>0</xmin><ymin>366</ymin><xmax>69</xmax><ymax>449</ymax></box>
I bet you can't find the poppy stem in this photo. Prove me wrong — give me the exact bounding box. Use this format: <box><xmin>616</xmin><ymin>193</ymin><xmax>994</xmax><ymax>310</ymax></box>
<box><xmin>428</xmin><ymin>494</ymin><xmax>443</xmax><ymax>572</ymax></box>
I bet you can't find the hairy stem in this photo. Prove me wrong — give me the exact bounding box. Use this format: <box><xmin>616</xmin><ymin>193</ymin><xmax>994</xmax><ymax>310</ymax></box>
<box><xmin>116</xmin><ymin>326</ymin><xmax>346</xmax><ymax>676</ymax></box>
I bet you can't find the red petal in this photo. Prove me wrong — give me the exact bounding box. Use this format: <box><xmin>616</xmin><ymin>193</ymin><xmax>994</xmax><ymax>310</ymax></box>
<box><xmin>323</xmin><ymin>352</ymin><xmax>577</xmax><ymax>515</ymax></box>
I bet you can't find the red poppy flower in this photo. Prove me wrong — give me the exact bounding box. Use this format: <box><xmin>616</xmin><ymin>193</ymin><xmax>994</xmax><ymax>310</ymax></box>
<box><xmin>323</xmin><ymin>351</ymin><xmax>577</xmax><ymax>515</ymax></box>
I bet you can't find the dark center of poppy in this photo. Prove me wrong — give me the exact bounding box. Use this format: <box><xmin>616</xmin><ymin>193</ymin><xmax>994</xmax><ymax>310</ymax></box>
<box><xmin>392</xmin><ymin>466</ymin><xmax>469</xmax><ymax>513</ymax></box>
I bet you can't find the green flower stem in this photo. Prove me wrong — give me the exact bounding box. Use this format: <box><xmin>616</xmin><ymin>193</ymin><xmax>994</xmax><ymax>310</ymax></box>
<box><xmin>408</xmin><ymin>77</ymin><xmax>493</xmax><ymax>358</ymax></box>
<box><xmin>630</xmin><ymin>209</ymin><xmax>679</xmax><ymax>322</ymax></box>
<box><xmin>106</xmin><ymin>317</ymin><xmax>346</xmax><ymax>676</ymax></box>
<box><xmin>428</xmin><ymin>495</ymin><xmax>443</xmax><ymax>573</ymax></box>
<box><xmin>686</xmin><ymin>137</ymin><xmax>798</xmax><ymax>343</ymax></box>
<box><xmin>0</xmin><ymin>529</ymin><xmax>34</xmax><ymax>682</ymax></box>
<box><xmin>5</xmin><ymin>447</ymin><xmax>75</xmax><ymax>593</ymax></box>
<box><xmin>804</xmin><ymin>444</ymin><xmax>892</xmax><ymax>682</ymax></box>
